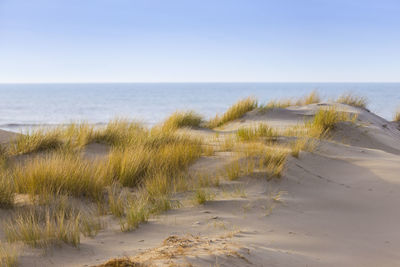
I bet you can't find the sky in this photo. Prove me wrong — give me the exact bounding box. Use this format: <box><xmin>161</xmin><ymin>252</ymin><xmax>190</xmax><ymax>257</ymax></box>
<box><xmin>0</xmin><ymin>0</ymin><xmax>399</xmax><ymax>83</ymax></box>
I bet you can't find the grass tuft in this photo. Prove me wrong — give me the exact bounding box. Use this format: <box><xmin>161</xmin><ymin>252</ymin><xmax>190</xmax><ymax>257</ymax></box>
<box><xmin>259</xmin><ymin>147</ymin><xmax>288</xmax><ymax>178</ymax></box>
<box><xmin>193</xmin><ymin>189</ymin><xmax>213</xmax><ymax>205</ymax></box>
<box><xmin>208</xmin><ymin>97</ymin><xmax>258</xmax><ymax>128</ymax></box>
<box><xmin>298</xmin><ymin>90</ymin><xmax>321</xmax><ymax>105</ymax></box>
<box><xmin>10</xmin><ymin>129</ymin><xmax>63</xmax><ymax>155</ymax></box>
<box><xmin>336</xmin><ymin>93</ymin><xmax>367</xmax><ymax>109</ymax></box>
<box><xmin>394</xmin><ymin>108</ymin><xmax>400</xmax><ymax>122</ymax></box>
<box><xmin>0</xmin><ymin>171</ymin><xmax>14</xmax><ymax>208</ymax></box>
<box><xmin>236</xmin><ymin>124</ymin><xmax>278</xmax><ymax>142</ymax></box>
<box><xmin>14</xmin><ymin>153</ymin><xmax>104</xmax><ymax>201</ymax></box>
<box><xmin>162</xmin><ymin>111</ymin><xmax>203</xmax><ymax>130</ymax></box>
<box><xmin>5</xmin><ymin>201</ymin><xmax>81</xmax><ymax>248</ymax></box>
<box><xmin>0</xmin><ymin>242</ymin><xmax>18</xmax><ymax>267</ymax></box>
<box><xmin>311</xmin><ymin>107</ymin><xmax>352</xmax><ymax>133</ymax></box>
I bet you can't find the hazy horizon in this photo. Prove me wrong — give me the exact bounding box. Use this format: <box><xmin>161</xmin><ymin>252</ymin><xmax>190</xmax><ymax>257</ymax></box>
<box><xmin>1</xmin><ymin>0</ymin><xmax>399</xmax><ymax>83</ymax></box>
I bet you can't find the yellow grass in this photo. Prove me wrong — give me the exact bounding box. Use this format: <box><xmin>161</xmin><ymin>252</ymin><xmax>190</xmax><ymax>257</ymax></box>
<box><xmin>0</xmin><ymin>242</ymin><xmax>18</xmax><ymax>267</ymax></box>
<box><xmin>4</xmin><ymin>196</ymin><xmax>102</xmax><ymax>248</ymax></box>
<box><xmin>260</xmin><ymin>91</ymin><xmax>321</xmax><ymax>112</ymax></box>
<box><xmin>120</xmin><ymin>199</ymin><xmax>149</xmax><ymax>232</ymax></box>
<box><xmin>394</xmin><ymin>108</ymin><xmax>400</xmax><ymax>122</ymax></box>
<box><xmin>311</xmin><ymin>107</ymin><xmax>352</xmax><ymax>133</ymax></box>
<box><xmin>8</xmin><ymin>120</ymin><xmax>146</xmax><ymax>155</ymax></box>
<box><xmin>0</xmin><ymin>171</ymin><xmax>14</xmax><ymax>208</ymax></box>
<box><xmin>208</xmin><ymin>97</ymin><xmax>258</xmax><ymax>128</ymax></box>
<box><xmin>236</xmin><ymin>124</ymin><xmax>278</xmax><ymax>142</ymax></box>
<box><xmin>297</xmin><ymin>90</ymin><xmax>321</xmax><ymax>105</ymax></box>
<box><xmin>104</xmin><ymin>146</ymin><xmax>151</xmax><ymax>187</ymax></box>
<box><xmin>290</xmin><ymin>138</ymin><xmax>308</xmax><ymax>158</ymax></box>
<box><xmin>9</xmin><ymin>128</ymin><xmax>63</xmax><ymax>155</ymax></box>
<box><xmin>193</xmin><ymin>188</ymin><xmax>213</xmax><ymax>205</ymax></box>
<box><xmin>14</xmin><ymin>153</ymin><xmax>105</xmax><ymax>201</ymax></box>
<box><xmin>336</xmin><ymin>93</ymin><xmax>367</xmax><ymax>109</ymax></box>
<box><xmin>225</xmin><ymin>160</ymin><xmax>242</xmax><ymax>180</ymax></box>
<box><xmin>107</xmin><ymin>183</ymin><xmax>126</xmax><ymax>218</ymax></box>
<box><xmin>261</xmin><ymin>99</ymin><xmax>293</xmax><ymax>111</ymax></box>
<box><xmin>162</xmin><ymin>111</ymin><xmax>203</xmax><ymax>130</ymax></box>
<box><xmin>93</xmin><ymin>119</ymin><xmax>145</xmax><ymax>146</ymax></box>
<box><xmin>259</xmin><ymin>146</ymin><xmax>289</xmax><ymax>177</ymax></box>
<box><xmin>5</xmin><ymin>203</ymin><xmax>80</xmax><ymax>247</ymax></box>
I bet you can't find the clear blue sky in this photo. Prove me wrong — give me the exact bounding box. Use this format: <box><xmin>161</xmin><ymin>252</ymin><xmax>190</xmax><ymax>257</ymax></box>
<box><xmin>0</xmin><ymin>0</ymin><xmax>399</xmax><ymax>83</ymax></box>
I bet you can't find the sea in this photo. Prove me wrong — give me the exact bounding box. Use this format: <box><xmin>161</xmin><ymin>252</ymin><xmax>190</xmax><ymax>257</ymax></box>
<box><xmin>0</xmin><ymin>83</ymin><xmax>399</xmax><ymax>132</ymax></box>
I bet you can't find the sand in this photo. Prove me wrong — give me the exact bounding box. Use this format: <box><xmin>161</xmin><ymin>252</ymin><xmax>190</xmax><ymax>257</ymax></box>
<box><xmin>2</xmin><ymin>103</ymin><xmax>400</xmax><ymax>266</ymax></box>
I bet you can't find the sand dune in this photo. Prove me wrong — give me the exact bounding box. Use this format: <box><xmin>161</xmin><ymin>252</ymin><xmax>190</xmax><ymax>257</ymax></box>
<box><xmin>2</xmin><ymin>103</ymin><xmax>400</xmax><ymax>266</ymax></box>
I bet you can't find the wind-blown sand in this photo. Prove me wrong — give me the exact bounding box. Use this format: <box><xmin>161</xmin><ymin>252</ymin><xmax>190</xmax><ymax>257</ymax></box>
<box><xmin>3</xmin><ymin>103</ymin><xmax>400</xmax><ymax>266</ymax></box>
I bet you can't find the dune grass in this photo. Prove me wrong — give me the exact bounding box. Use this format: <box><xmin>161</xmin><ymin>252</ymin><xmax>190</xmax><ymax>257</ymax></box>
<box><xmin>13</xmin><ymin>153</ymin><xmax>105</xmax><ymax>201</ymax></box>
<box><xmin>5</xmin><ymin>201</ymin><xmax>80</xmax><ymax>248</ymax></box>
<box><xmin>260</xmin><ymin>99</ymin><xmax>293</xmax><ymax>111</ymax></box>
<box><xmin>162</xmin><ymin>111</ymin><xmax>203</xmax><ymax>130</ymax></box>
<box><xmin>236</xmin><ymin>124</ymin><xmax>278</xmax><ymax>142</ymax></box>
<box><xmin>4</xmin><ymin>196</ymin><xmax>103</xmax><ymax>248</ymax></box>
<box><xmin>336</xmin><ymin>93</ymin><xmax>368</xmax><ymax>109</ymax></box>
<box><xmin>9</xmin><ymin>129</ymin><xmax>63</xmax><ymax>155</ymax></box>
<box><xmin>92</xmin><ymin>119</ymin><xmax>145</xmax><ymax>147</ymax></box>
<box><xmin>394</xmin><ymin>108</ymin><xmax>400</xmax><ymax>122</ymax></box>
<box><xmin>8</xmin><ymin>120</ymin><xmax>146</xmax><ymax>155</ymax></box>
<box><xmin>297</xmin><ymin>90</ymin><xmax>321</xmax><ymax>105</ymax></box>
<box><xmin>208</xmin><ymin>97</ymin><xmax>258</xmax><ymax>128</ymax></box>
<box><xmin>120</xmin><ymin>198</ymin><xmax>150</xmax><ymax>232</ymax></box>
<box><xmin>259</xmin><ymin>146</ymin><xmax>288</xmax><ymax>177</ymax></box>
<box><xmin>0</xmin><ymin>171</ymin><xmax>14</xmax><ymax>208</ymax></box>
<box><xmin>193</xmin><ymin>188</ymin><xmax>213</xmax><ymax>205</ymax></box>
<box><xmin>225</xmin><ymin>160</ymin><xmax>242</xmax><ymax>180</ymax></box>
<box><xmin>310</xmin><ymin>107</ymin><xmax>353</xmax><ymax>133</ymax></box>
<box><xmin>260</xmin><ymin>91</ymin><xmax>321</xmax><ymax>113</ymax></box>
<box><xmin>0</xmin><ymin>242</ymin><xmax>18</xmax><ymax>267</ymax></box>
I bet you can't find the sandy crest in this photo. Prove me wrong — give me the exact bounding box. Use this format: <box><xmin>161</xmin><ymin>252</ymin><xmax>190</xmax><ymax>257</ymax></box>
<box><xmin>3</xmin><ymin>103</ymin><xmax>400</xmax><ymax>266</ymax></box>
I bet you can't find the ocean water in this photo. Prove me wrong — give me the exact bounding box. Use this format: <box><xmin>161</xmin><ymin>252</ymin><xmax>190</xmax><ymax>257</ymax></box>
<box><xmin>0</xmin><ymin>83</ymin><xmax>399</xmax><ymax>132</ymax></box>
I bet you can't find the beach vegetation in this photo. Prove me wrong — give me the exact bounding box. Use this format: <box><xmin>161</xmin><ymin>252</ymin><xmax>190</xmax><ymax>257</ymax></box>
<box><xmin>259</xmin><ymin>146</ymin><xmax>288</xmax><ymax>178</ymax></box>
<box><xmin>0</xmin><ymin>171</ymin><xmax>14</xmax><ymax>208</ymax></box>
<box><xmin>310</xmin><ymin>107</ymin><xmax>352</xmax><ymax>133</ymax></box>
<box><xmin>4</xmin><ymin>196</ymin><xmax>103</xmax><ymax>248</ymax></box>
<box><xmin>336</xmin><ymin>93</ymin><xmax>368</xmax><ymax>109</ymax></box>
<box><xmin>193</xmin><ymin>188</ymin><xmax>212</xmax><ymax>205</ymax></box>
<box><xmin>162</xmin><ymin>110</ymin><xmax>203</xmax><ymax>130</ymax></box>
<box><xmin>207</xmin><ymin>97</ymin><xmax>258</xmax><ymax>128</ymax></box>
<box><xmin>236</xmin><ymin>124</ymin><xmax>278</xmax><ymax>142</ymax></box>
<box><xmin>13</xmin><ymin>153</ymin><xmax>104</xmax><ymax>201</ymax></box>
<box><xmin>9</xmin><ymin>128</ymin><xmax>63</xmax><ymax>155</ymax></box>
<box><xmin>0</xmin><ymin>242</ymin><xmax>18</xmax><ymax>267</ymax></box>
<box><xmin>394</xmin><ymin>108</ymin><xmax>400</xmax><ymax>121</ymax></box>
